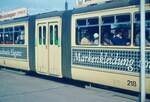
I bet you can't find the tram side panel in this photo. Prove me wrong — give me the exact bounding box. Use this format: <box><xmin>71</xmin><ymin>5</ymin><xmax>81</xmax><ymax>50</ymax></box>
<box><xmin>0</xmin><ymin>16</ymin><xmax>35</xmax><ymax>71</ymax></box>
<box><xmin>0</xmin><ymin>17</ymin><xmax>34</xmax><ymax>71</ymax></box>
<box><xmin>28</xmin><ymin>16</ymin><xmax>36</xmax><ymax>72</ymax></box>
<box><xmin>35</xmin><ymin>12</ymin><xmax>64</xmax><ymax>77</ymax></box>
<box><xmin>61</xmin><ymin>11</ymin><xmax>72</xmax><ymax>78</ymax></box>
<box><xmin>71</xmin><ymin>4</ymin><xmax>150</xmax><ymax>94</ymax></box>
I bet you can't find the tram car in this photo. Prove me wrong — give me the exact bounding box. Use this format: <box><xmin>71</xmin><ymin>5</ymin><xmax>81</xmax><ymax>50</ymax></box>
<box><xmin>0</xmin><ymin>0</ymin><xmax>150</xmax><ymax>94</ymax></box>
<box><xmin>0</xmin><ymin>15</ymin><xmax>36</xmax><ymax>71</ymax></box>
<box><xmin>71</xmin><ymin>0</ymin><xmax>150</xmax><ymax>94</ymax></box>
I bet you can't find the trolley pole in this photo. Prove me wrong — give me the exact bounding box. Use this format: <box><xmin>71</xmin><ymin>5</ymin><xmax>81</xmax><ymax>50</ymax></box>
<box><xmin>140</xmin><ymin>0</ymin><xmax>146</xmax><ymax>102</ymax></box>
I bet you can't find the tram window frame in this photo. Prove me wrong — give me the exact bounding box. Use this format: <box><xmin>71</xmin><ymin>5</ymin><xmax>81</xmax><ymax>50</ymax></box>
<box><xmin>76</xmin><ymin>17</ymin><xmax>100</xmax><ymax>45</ymax></box>
<box><xmin>0</xmin><ymin>28</ymin><xmax>4</xmax><ymax>44</ymax></box>
<box><xmin>101</xmin><ymin>13</ymin><xmax>131</xmax><ymax>46</ymax></box>
<box><xmin>54</xmin><ymin>25</ymin><xmax>59</xmax><ymax>45</ymax></box>
<box><xmin>133</xmin><ymin>11</ymin><xmax>150</xmax><ymax>47</ymax></box>
<box><xmin>116</xmin><ymin>14</ymin><xmax>130</xmax><ymax>23</ymax></box>
<box><xmin>43</xmin><ymin>26</ymin><xmax>46</xmax><ymax>45</ymax></box>
<box><xmin>39</xmin><ymin>26</ymin><xmax>42</xmax><ymax>45</ymax></box>
<box><xmin>4</xmin><ymin>27</ymin><xmax>14</xmax><ymax>44</ymax></box>
<box><xmin>14</xmin><ymin>25</ymin><xmax>25</xmax><ymax>44</ymax></box>
<box><xmin>50</xmin><ymin>25</ymin><xmax>53</xmax><ymax>45</ymax></box>
<box><xmin>77</xmin><ymin>19</ymin><xmax>86</xmax><ymax>26</ymax></box>
<box><xmin>102</xmin><ymin>16</ymin><xmax>114</xmax><ymax>24</ymax></box>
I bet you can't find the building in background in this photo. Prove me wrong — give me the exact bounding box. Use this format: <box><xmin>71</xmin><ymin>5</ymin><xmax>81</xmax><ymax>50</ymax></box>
<box><xmin>75</xmin><ymin>0</ymin><xmax>112</xmax><ymax>8</ymax></box>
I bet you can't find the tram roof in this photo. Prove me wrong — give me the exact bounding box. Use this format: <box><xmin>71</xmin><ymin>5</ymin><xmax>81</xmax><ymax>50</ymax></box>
<box><xmin>72</xmin><ymin>0</ymin><xmax>150</xmax><ymax>14</ymax></box>
<box><xmin>0</xmin><ymin>16</ymin><xmax>31</xmax><ymax>25</ymax></box>
<box><xmin>35</xmin><ymin>11</ymin><xmax>64</xmax><ymax>19</ymax></box>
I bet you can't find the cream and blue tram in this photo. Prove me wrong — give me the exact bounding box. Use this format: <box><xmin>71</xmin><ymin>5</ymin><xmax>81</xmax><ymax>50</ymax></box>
<box><xmin>71</xmin><ymin>1</ymin><xmax>150</xmax><ymax>94</ymax></box>
<box><xmin>0</xmin><ymin>16</ymin><xmax>35</xmax><ymax>71</ymax></box>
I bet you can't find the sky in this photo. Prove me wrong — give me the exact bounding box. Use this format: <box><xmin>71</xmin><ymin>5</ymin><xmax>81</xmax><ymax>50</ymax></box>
<box><xmin>0</xmin><ymin>0</ymin><xmax>76</xmax><ymax>15</ymax></box>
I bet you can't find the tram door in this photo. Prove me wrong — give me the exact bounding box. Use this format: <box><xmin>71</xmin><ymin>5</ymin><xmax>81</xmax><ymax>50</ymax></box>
<box><xmin>37</xmin><ymin>24</ymin><xmax>49</xmax><ymax>73</ymax></box>
<box><xmin>48</xmin><ymin>22</ymin><xmax>62</xmax><ymax>76</ymax></box>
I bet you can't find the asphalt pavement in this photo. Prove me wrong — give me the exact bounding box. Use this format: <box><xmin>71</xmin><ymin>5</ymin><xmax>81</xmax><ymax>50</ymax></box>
<box><xmin>0</xmin><ymin>68</ymin><xmax>149</xmax><ymax>102</ymax></box>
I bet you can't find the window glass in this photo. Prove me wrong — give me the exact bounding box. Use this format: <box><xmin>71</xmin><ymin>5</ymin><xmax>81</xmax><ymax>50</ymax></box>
<box><xmin>133</xmin><ymin>11</ymin><xmax>150</xmax><ymax>46</ymax></box>
<box><xmin>0</xmin><ymin>29</ymin><xmax>4</xmax><ymax>44</ymax></box>
<box><xmin>43</xmin><ymin>26</ymin><xmax>46</xmax><ymax>45</ymax></box>
<box><xmin>135</xmin><ymin>12</ymin><xmax>150</xmax><ymax>21</ymax></box>
<box><xmin>76</xmin><ymin>17</ymin><xmax>99</xmax><ymax>45</ymax></box>
<box><xmin>116</xmin><ymin>14</ymin><xmax>130</xmax><ymax>22</ymax></box>
<box><xmin>102</xmin><ymin>16</ymin><xmax>114</xmax><ymax>24</ymax></box>
<box><xmin>54</xmin><ymin>25</ymin><xmax>58</xmax><ymax>45</ymax></box>
<box><xmin>77</xmin><ymin>19</ymin><xmax>86</xmax><ymax>26</ymax></box>
<box><xmin>4</xmin><ymin>27</ymin><xmax>13</xmax><ymax>44</ymax></box>
<box><xmin>14</xmin><ymin>26</ymin><xmax>25</xmax><ymax>44</ymax></box>
<box><xmin>146</xmin><ymin>12</ymin><xmax>150</xmax><ymax>20</ymax></box>
<box><xmin>101</xmin><ymin>14</ymin><xmax>131</xmax><ymax>46</ymax></box>
<box><xmin>76</xmin><ymin>26</ymin><xmax>99</xmax><ymax>45</ymax></box>
<box><xmin>88</xmin><ymin>18</ymin><xmax>99</xmax><ymax>25</ymax></box>
<box><xmin>50</xmin><ymin>25</ymin><xmax>53</xmax><ymax>45</ymax></box>
<box><xmin>39</xmin><ymin>26</ymin><xmax>42</xmax><ymax>45</ymax></box>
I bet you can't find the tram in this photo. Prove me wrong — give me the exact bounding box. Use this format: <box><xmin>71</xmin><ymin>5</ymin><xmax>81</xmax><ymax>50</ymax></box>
<box><xmin>0</xmin><ymin>15</ymin><xmax>35</xmax><ymax>71</ymax></box>
<box><xmin>0</xmin><ymin>0</ymin><xmax>150</xmax><ymax>94</ymax></box>
<box><xmin>71</xmin><ymin>0</ymin><xmax>150</xmax><ymax>93</ymax></box>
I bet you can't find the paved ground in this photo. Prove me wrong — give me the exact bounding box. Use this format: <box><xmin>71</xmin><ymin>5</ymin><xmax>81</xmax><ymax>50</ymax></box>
<box><xmin>0</xmin><ymin>68</ymin><xmax>149</xmax><ymax>102</ymax></box>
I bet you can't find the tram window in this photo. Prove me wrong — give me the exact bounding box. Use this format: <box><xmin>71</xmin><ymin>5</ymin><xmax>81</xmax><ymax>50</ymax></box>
<box><xmin>102</xmin><ymin>16</ymin><xmax>114</xmax><ymax>24</ymax></box>
<box><xmin>77</xmin><ymin>19</ymin><xmax>86</xmax><ymax>26</ymax></box>
<box><xmin>0</xmin><ymin>29</ymin><xmax>4</xmax><ymax>44</ymax></box>
<box><xmin>4</xmin><ymin>27</ymin><xmax>13</xmax><ymax>44</ymax></box>
<box><xmin>135</xmin><ymin>12</ymin><xmax>150</xmax><ymax>21</ymax></box>
<box><xmin>88</xmin><ymin>18</ymin><xmax>99</xmax><ymax>25</ymax></box>
<box><xmin>76</xmin><ymin>26</ymin><xmax>99</xmax><ymax>45</ymax></box>
<box><xmin>43</xmin><ymin>26</ymin><xmax>46</xmax><ymax>45</ymax></box>
<box><xmin>116</xmin><ymin>14</ymin><xmax>130</xmax><ymax>23</ymax></box>
<box><xmin>50</xmin><ymin>25</ymin><xmax>53</xmax><ymax>45</ymax></box>
<box><xmin>54</xmin><ymin>25</ymin><xmax>59</xmax><ymax>45</ymax></box>
<box><xmin>101</xmin><ymin>15</ymin><xmax>131</xmax><ymax>46</ymax></box>
<box><xmin>39</xmin><ymin>26</ymin><xmax>42</xmax><ymax>45</ymax></box>
<box><xmin>14</xmin><ymin>26</ymin><xmax>25</xmax><ymax>44</ymax></box>
<box><xmin>76</xmin><ymin>17</ymin><xmax>99</xmax><ymax>45</ymax></box>
<box><xmin>133</xmin><ymin>12</ymin><xmax>150</xmax><ymax>46</ymax></box>
<box><xmin>146</xmin><ymin>12</ymin><xmax>150</xmax><ymax>20</ymax></box>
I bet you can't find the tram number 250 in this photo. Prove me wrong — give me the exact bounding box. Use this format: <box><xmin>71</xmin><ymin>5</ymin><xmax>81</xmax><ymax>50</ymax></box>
<box><xmin>127</xmin><ymin>80</ymin><xmax>137</xmax><ymax>87</ymax></box>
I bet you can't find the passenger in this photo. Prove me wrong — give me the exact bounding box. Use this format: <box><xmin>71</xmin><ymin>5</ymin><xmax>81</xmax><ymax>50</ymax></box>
<box><xmin>93</xmin><ymin>33</ymin><xmax>99</xmax><ymax>45</ymax></box>
<box><xmin>16</xmin><ymin>31</ymin><xmax>24</xmax><ymax>44</ymax></box>
<box><xmin>135</xmin><ymin>30</ymin><xmax>150</xmax><ymax>46</ymax></box>
<box><xmin>102</xmin><ymin>32</ymin><xmax>113</xmax><ymax>45</ymax></box>
<box><xmin>134</xmin><ymin>32</ymin><xmax>140</xmax><ymax>46</ymax></box>
<box><xmin>111</xmin><ymin>30</ymin><xmax>130</xmax><ymax>46</ymax></box>
<box><xmin>80</xmin><ymin>34</ymin><xmax>92</xmax><ymax>45</ymax></box>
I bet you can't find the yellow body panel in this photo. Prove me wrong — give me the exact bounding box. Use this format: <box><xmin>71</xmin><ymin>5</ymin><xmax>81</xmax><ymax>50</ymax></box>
<box><xmin>0</xmin><ymin>22</ymin><xmax>29</xmax><ymax>71</ymax></box>
<box><xmin>35</xmin><ymin>17</ymin><xmax>62</xmax><ymax>77</ymax></box>
<box><xmin>72</xmin><ymin>67</ymin><xmax>150</xmax><ymax>94</ymax></box>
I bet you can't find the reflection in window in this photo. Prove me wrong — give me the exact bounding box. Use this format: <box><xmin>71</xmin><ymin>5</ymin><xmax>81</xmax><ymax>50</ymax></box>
<box><xmin>39</xmin><ymin>26</ymin><xmax>42</xmax><ymax>45</ymax></box>
<box><xmin>14</xmin><ymin>26</ymin><xmax>25</xmax><ymax>44</ymax></box>
<box><xmin>102</xmin><ymin>16</ymin><xmax>114</xmax><ymax>24</ymax></box>
<box><xmin>116</xmin><ymin>14</ymin><xmax>130</xmax><ymax>22</ymax></box>
<box><xmin>0</xmin><ymin>29</ymin><xmax>4</xmax><ymax>44</ymax></box>
<box><xmin>133</xmin><ymin>12</ymin><xmax>150</xmax><ymax>46</ymax></box>
<box><xmin>77</xmin><ymin>19</ymin><xmax>86</xmax><ymax>26</ymax></box>
<box><xmin>76</xmin><ymin>17</ymin><xmax>99</xmax><ymax>45</ymax></box>
<box><xmin>101</xmin><ymin>14</ymin><xmax>131</xmax><ymax>46</ymax></box>
<box><xmin>54</xmin><ymin>25</ymin><xmax>59</xmax><ymax>45</ymax></box>
<box><xmin>50</xmin><ymin>26</ymin><xmax>53</xmax><ymax>45</ymax></box>
<box><xmin>4</xmin><ymin>27</ymin><xmax>13</xmax><ymax>44</ymax></box>
<box><xmin>43</xmin><ymin>26</ymin><xmax>46</xmax><ymax>45</ymax></box>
